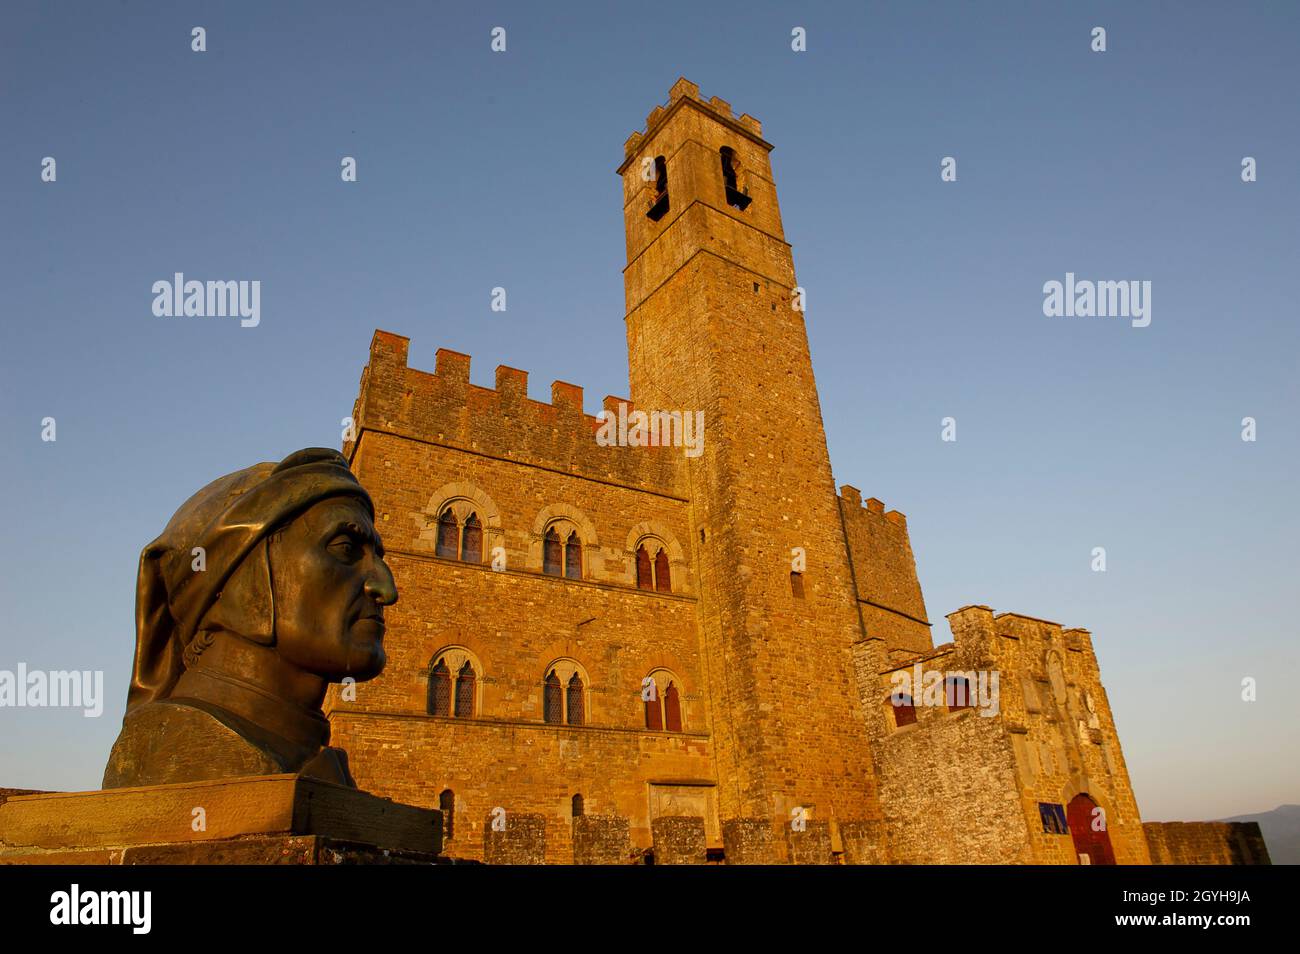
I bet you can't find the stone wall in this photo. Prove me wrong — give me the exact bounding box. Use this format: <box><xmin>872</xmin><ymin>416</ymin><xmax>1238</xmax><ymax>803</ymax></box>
<box><xmin>1145</xmin><ymin>822</ymin><xmax>1271</xmax><ymax>865</ymax></box>
<box><xmin>839</xmin><ymin>486</ymin><xmax>932</xmax><ymax>657</ymax></box>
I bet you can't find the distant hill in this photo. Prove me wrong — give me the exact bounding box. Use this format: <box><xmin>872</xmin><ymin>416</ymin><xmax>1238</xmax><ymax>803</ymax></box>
<box><xmin>1219</xmin><ymin>804</ymin><xmax>1300</xmax><ymax>865</ymax></box>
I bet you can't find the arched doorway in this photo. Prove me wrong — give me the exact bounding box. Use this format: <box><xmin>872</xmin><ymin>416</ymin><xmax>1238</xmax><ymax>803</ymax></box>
<box><xmin>1067</xmin><ymin>793</ymin><xmax>1116</xmax><ymax>865</ymax></box>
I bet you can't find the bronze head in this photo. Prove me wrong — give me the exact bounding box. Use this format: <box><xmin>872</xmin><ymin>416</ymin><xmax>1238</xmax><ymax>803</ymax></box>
<box><xmin>103</xmin><ymin>448</ymin><xmax>396</xmax><ymax>789</ymax></box>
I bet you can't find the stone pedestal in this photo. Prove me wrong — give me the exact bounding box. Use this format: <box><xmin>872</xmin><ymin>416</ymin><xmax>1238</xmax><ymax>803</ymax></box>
<box><xmin>0</xmin><ymin>774</ymin><xmax>441</xmax><ymax>865</ymax></box>
<box><xmin>785</xmin><ymin>819</ymin><xmax>835</xmax><ymax>864</ymax></box>
<box><xmin>483</xmin><ymin>812</ymin><xmax>546</xmax><ymax>864</ymax></box>
<box><xmin>651</xmin><ymin>816</ymin><xmax>706</xmax><ymax>864</ymax></box>
<box><xmin>722</xmin><ymin>817</ymin><xmax>779</xmax><ymax>864</ymax></box>
<box><xmin>573</xmin><ymin>815</ymin><xmax>630</xmax><ymax>865</ymax></box>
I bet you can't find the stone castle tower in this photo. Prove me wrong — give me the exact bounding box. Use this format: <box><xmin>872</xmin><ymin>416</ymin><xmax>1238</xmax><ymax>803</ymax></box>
<box><xmin>619</xmin><ymin>78</ymin><xmax>879</xmax><ymax>827</ymax></box>
<box><xmin>323</xmin><ymin>80</ymin><xmax>1269</xmax><ymax>866</ymax></box>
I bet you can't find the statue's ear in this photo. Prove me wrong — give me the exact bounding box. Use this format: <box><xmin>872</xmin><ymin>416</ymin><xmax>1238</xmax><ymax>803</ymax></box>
<box><xmin>204</xmin><ymin>537</ymin><xmax>275</xmax><ymax>646</ymax></box>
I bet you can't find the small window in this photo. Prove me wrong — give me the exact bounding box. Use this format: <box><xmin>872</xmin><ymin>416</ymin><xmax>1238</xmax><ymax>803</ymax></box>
<box><xmin>720</xmin><ymin>146</ymin><xmax>752</xmax><ymax>211</ymax></box>
<box><xmin>654</xmin><ymin>549</ymin><xmax>671</xmax><ymax>593</ymax></box>
<box><xmin>663</xmin><ymin>681</ymin><xmax>683</xmax><ymax>732</ymax></box>
<box><xmin>454</xmin><ymin>661</ymin><xmax>476</xmax><ymax>718</ymax></box>
<box><xmin>543</xmin><ymin>527</ymin><xmax>562</xmax><ymax>576</ymax></box>
<box><xmin>644</xmin><ymin>670</ymin><xmax>684</xmax><ymax>733</ymax></box>
<box><xmin>572</xmin><ymin>793</ymin><xmax>584</xmax><ymax>818</ymax></box>
<box><xmin>945</xmin><ymin>676</ymin><xmax>974</xmax><ymax>712</ymax></box>
<box><xmin>891</xmin><ymin>693</ymin><xmax>917</xmax><ymax>728</ymax></box>
<box><xmin>461</xmin><ymin>513</ymin><xmax>482</xmax><ymax>563</ymax></box>
<box><xmin>566</xmin><ymin>672</ymin><xmax>585</xmax><ymax>726</ymax></box>
<box><xmin>428</xmin><ymin>659</ymin><xmax>451</xmax><ymax>716</ymax></box>
<box><xmin>644</xmin><ymin>678</ymin><xmax>663</xmax><ymax>731</ymax></box>
<box><xmin>439</xmin><ymin>789</ymin><xmax>455</xmax><ymax>841</ymax></box>
<box><xmin>565</xmin><ymin>531</ymin><xmax>582</xmax><ymax>580</ymax></box>
<box><xmin>1039</xmin><ymin>802</ymin><xmax>1069</xmax><ymax>835</ymax></box>
<box><xmin>636</xmin><ymin>545</ymin><xmax>653</xmax><ymax>589</ymax></box>
<box><xmin>790</xmin><ymin>571</ymin><xmax>805</xmax><ymax>599</ymax></box>
<box><xmin>647</xmin><ymin>155</ymin><xmax>669</xmax><ymax>221</ymax></box>
<box><xmin>544</xmin><ymin>670</ymin><xmax>564</xmax><ymax>723</ymax></box>
<box><xmin>435</xmin><ymin>510</ymin><xmax>459</xmax><ymax>559</ymax></box>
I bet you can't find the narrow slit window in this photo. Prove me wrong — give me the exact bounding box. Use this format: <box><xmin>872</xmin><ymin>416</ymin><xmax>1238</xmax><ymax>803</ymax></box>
<box><xmin>428</xmin><ymin>659</ymin><xmax>451</xmax><ymax>716</ymax></box>
<box><xmin>435</xmin><ymin>510</ymin><xmax>459</xmax><ymax>559</ymax></box>
<box><xmin>654</xmin><ymin>549</ymin><xmax>671</xmax><ymax>593</ymax></box>
<box><xmin>720</xmin><ymin>146</ymin><xmax>752</xmax><ymax>211</ymax></box>
<box><xmin>663</xmin><ymin>681</ymin><xmax>683</xmax><ymax>732</ymax></box>
<box><xmin>454</xmin><ymin>661</ymin><xmax>476</xmax><ymax>718</ymax></box>
<box><xmin>644</xmin><ymin>678</ymin><xmax>663</xmax><ymax>731</ymax></box>
<box><xmin>543</xmin><ymin>670</ymin><xmax>563</xmax><ymax>724</ymax></box>
<box><xmin>566</xmin><ymin>672</ymin><xmax>585</xmax><ymax>726</ymax></box>
<box><xmin>439</xmin><ymin>789</ymin><xmax>455</xmax><ymax>841</ymax></box>
<box><xmin>647</xmin><ymin>155</ymin><xmax>670</xmax><ymax>221</ymax></box>
<box><xmin>543</xmin><ymin>528</ymin><xmax>562</xmax><ymax>576</ymax></box>
<box><xmin>636</xmin><ymin>544</ymin><xmax>653</xmax><ymax>589</ymax></box>
<box><xmin>461</xmin><ymin>513</ymin><xmax>482</xmax><ymax>563</ymax></box>
<box><xmin>565</xmin><ymin>531</ymin><xmax>582</xmax><ymax>580</ymax></box>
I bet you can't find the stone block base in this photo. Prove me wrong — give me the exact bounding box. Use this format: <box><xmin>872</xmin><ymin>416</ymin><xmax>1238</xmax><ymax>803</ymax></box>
<box><xmin>0</xmin><ymin>774</ymin><xmax>442</xmax><ymax>864</ymax></box>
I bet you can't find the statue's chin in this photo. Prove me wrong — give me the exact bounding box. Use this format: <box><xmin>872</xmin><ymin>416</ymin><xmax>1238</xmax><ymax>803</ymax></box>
<box><xmin>341</xmin><ymin>643</ymin><xmax>386</xmax><ymax>682</ymax></box>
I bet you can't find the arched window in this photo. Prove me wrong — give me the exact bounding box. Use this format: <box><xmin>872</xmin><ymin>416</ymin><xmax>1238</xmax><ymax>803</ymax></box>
<box><xmin>572</xmin><ymin>793</ymin><xmax>584</xmax><ymax>818</ymax></box>
<box><xmin>461</xmin><ymin>513</ymin><xmax>482</xmax><ymax>564</ymax></box>
<box><xmin>543</xmin><ymin>528</ymin><xmax>562</xmax><ymax>576</ymax></box>
<box><xmin>644</xmin><ymin>682</ymin><xmax>663</xmax><ymax>730</ymax></box>
<box><xmin>565</xmin><ymin>531</ymin><xmax>582</xmax><ymax>580</ymax></box>
<box><xmin>429</xmin><ymin>648</ymin><xmax>481</xmax><ymax>719</ymax></box>
<box><xmin>439</xmin><ymin>788</ymin><xmax>455</xmax><ymax>842</ymax></box>
<box><xmin>428</xmin><ymin>659</ymin><xmax>451</xmax><ymax>717</ymax></box>
<box><xmin>636</xmin><ymin>545</ymin><xmax>653</xmax><ymax>589</ymax></box>
<box><xmin>647</xmin><ymin>156</ymin><xmax>670</xmax><ymax>221</ymax></box>
<box><xmin>435</xmin><ymin>509</ymin><xmax>459</xmax><ymax>558</ymax></box>
<box><xmin>635</xmin><ymin>538</ymin><xmax>672</xmax><ymax>593</ymax></box>
<box><xmin>455</xmin><ymin>661</ymin><xmax>477</xmax><ymax>718</ymax></box>
<box><xmin>891</xmin><ymin>693</ymin><xmax>917</xmax><ymax>728</ymax></box>
<box><xmin>663</xmin><ymin>681</ymin><xmax>682</xmax><ymax>732</ymax></box>
<box><xmin>543</xmin><ymin>670</ymin><xmax>563</xmax><ymax>723</ymax></box>
<box><xmin>720</xmin><ymin>146</ymin><xmax>752</xmax><ymax>211</ymax></box>
<box><xmin>644</xmin><ymin>670</ymin><xmax>684</xmax><ymax>733</ymax></box>
<box><xmin>945</xmin><ymin>676</ymin><xmax>973</xmax><ymax>712</ymax></box>
<box><xmin>654</xmin><ymin>549</ymin><xmax>671</xmax><ymax>593</ymax></box>
<box><xmin>566</xmin><ymin>672</ymin><xmax>585</xmax><ymax>725</ymax></box>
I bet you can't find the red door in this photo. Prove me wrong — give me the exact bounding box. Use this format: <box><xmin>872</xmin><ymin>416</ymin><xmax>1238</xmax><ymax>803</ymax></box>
<box><xmin>1067</xmin><ymin>793</ymin><xmax>1116</xmax><ymax>865</ymax></box>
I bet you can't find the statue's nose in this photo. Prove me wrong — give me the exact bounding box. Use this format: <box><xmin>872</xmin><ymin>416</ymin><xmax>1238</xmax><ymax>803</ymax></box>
<box><xmin>365</xmin><ymin>559</ymin><xmax>398</xmax><ymax>606</ymax></box>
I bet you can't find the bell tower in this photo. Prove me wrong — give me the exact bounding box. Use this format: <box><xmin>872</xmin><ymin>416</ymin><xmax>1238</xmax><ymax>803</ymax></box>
<box><xmin>618</xmin><ymin>79</ymin><xmax>882</xmax><ymax>844</ymax></box>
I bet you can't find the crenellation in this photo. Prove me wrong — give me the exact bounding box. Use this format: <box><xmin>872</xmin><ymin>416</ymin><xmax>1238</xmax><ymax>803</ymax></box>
<box><xmin>351</xmin><ymin>330</ymin><xmax>685</xmax><ymax>495</ymax></box>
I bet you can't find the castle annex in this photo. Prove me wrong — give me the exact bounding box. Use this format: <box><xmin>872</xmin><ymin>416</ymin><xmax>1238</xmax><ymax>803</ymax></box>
<box><xmin>325</xmin><ymin>80</ymin><xmax>1269</xmax><ymax>866</ymax></box>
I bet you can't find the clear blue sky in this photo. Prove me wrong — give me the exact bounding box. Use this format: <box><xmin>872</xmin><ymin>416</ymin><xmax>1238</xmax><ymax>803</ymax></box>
<box><xmin>1</xmin><ymin>1</ymin><xmax>1296</xmax><ymax>821</ymax></box>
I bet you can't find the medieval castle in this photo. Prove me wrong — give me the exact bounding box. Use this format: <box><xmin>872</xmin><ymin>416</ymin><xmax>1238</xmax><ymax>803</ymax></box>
<box><xmin>324</xmin><ymin>80</ymin><xmax>1269</xmax><ymax>865</ymax></box>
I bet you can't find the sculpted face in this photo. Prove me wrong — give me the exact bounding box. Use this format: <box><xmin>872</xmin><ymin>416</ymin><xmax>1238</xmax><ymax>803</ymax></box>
<box><xmin>269</xmin><ymin>496</ymin><xmax>397</xmax><ymax>681</ymax></box>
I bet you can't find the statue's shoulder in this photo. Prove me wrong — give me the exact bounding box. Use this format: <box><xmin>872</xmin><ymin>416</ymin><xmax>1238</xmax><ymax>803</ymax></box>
<box><xmin>102</xmin><ymin>699</ymin><xmax>283</xmax><ymax>788</ymax></box>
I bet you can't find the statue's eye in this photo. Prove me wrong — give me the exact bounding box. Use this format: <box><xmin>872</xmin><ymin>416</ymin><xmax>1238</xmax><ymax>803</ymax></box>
<box><xmin>329</xmin><ymin>536</ymin><xmax>361</xmax><ymax>561</ymax></box>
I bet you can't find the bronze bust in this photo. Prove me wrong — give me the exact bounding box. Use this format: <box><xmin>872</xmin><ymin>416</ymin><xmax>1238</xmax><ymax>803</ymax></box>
<box><xmin>103</xmin><ymin>448</ymin><xmax>396</xmax><ymax>789</ymax></box>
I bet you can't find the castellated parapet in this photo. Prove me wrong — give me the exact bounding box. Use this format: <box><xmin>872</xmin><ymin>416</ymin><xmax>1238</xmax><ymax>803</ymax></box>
<box><xmin>839</xmin><ymin>485</ymin><xmax>932</xmax><ymax>659</ymax></box>
<box><xmin>348</xmin><ymin>329</ymin><xmax>686</xmax><ymax>497</ymax></box>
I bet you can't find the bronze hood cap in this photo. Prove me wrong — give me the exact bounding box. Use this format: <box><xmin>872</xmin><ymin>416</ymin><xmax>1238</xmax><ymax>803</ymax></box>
<box><xmin>126</xmin><ymin>447</ymin><xmax>373</xmax><ymax>715</ymax></box>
